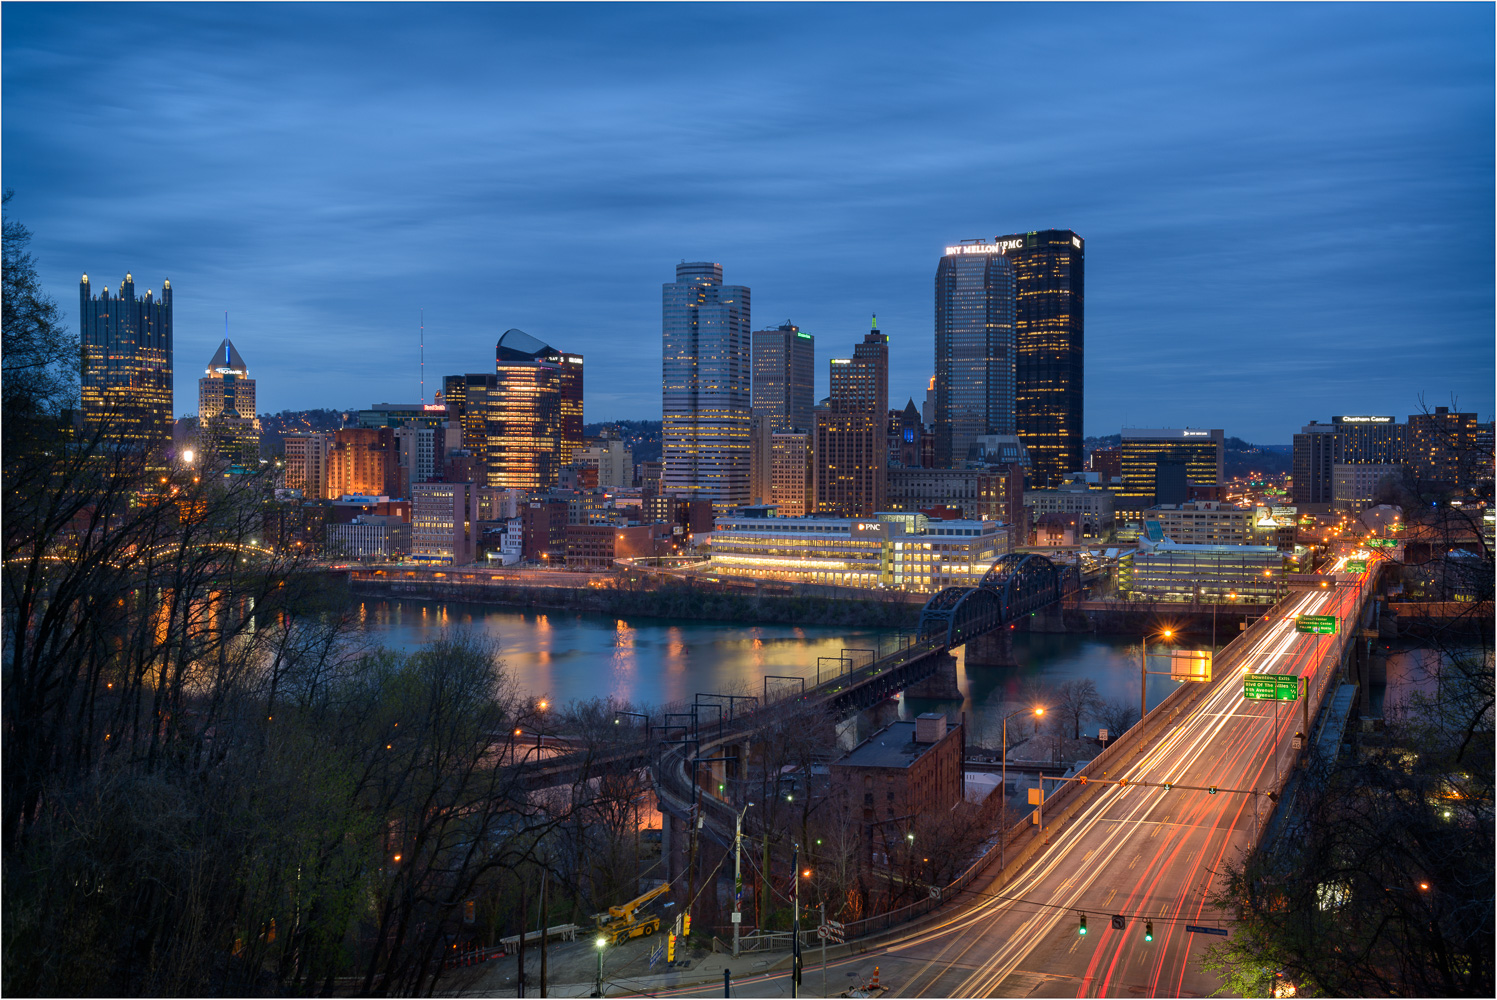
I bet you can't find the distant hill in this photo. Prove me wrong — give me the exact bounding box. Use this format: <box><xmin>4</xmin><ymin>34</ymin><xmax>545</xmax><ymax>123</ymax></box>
<box><xmin>259</xmin><ymin>408</ymin><xmax>347</xmax><ymax>457</ymax></box>
<box><xmin>585</xmin><ymin>419</ymin><xmax>662</xmax><ymax>464</ymax></box>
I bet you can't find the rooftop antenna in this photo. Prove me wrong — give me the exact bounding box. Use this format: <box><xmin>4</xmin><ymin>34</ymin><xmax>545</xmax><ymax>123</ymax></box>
<box><xmin>420</xmin><ymin>309</ymin><xmax>425</xmax><ymax>404</ymax></box>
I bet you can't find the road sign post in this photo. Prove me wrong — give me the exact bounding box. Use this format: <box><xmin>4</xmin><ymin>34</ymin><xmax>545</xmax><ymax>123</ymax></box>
<box><xmin>1295</xmin><ymin>614</ymin><xmax>1338</xmax><ymax>635</ymax></box>
<box><xmin>1243</xmin><ymin>674</ymin><xmax>1300</xmax><ymax>701</ymax></box>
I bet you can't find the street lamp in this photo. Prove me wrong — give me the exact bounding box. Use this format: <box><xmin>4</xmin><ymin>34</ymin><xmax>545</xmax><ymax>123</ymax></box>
<box><xmin>1141</xmin><ymin>628</ymin><xmax>1175</xmax><ymax>725</ymax></box>
<box><xmin>1001</xmin><ymin>706</ymin><xmax>1044</xmax><ymax>875</ymax></box>
<box><xmin>593</xmin><ymin>935</ymin><xmax>607</xmax><ymax>997</ymax></box>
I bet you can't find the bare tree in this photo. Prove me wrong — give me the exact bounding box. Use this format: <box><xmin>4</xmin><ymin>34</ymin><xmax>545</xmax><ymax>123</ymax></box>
<box><xmin>1097</xmin><ymin>696</ymin><xmax>1140</xmax><ymax>739</ymax></box>
<box><xmin>1054</xmin><ymin>679</ymin><xmax>1104</xmax><ymax>740</ymax></box>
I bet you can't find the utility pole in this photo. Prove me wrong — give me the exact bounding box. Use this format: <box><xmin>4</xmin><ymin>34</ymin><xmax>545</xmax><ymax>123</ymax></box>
<box><xmin>733</xmin><ymin>803</ymin><xmax>755</xmax><ymax>957</ymax></box>
<box><xmin>791</xmin><ymin>843</ymin><xmax>801</xmax><ymax>999</ymax></box>
<box><xmin>517</xmin><ymin>880</ymin><xmax>526</xmax><ymax>998</ymax></box>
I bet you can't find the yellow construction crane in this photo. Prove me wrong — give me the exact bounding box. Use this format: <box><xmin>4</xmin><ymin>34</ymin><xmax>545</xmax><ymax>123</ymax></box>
<box><xmin>593</xmin><ymin>883</ymin><xmax>670</xmax><ymax>945</ymax></box>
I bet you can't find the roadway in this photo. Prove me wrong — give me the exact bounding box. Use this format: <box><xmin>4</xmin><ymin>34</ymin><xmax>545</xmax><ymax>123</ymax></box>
<box><xmin>659</xmin><ymin>555</ymin><xmax>1376</xmax><ymax>998</ymax></box>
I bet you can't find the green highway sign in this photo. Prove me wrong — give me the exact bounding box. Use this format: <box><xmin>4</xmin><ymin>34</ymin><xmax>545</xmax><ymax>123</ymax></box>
<box><xmin>1295</xmin><ymin>614</ymin><xmax>1338</xmax><ymax>635</ymax></box>
<box><xmin>1368</xmin><ymin>538</ymin><xmax>1397</xmax><ymax>548</ymax></box>
<box><xmin>1243</xmin><ymin>674</ymin><xmax>1300</xmax><ymax>702</ymax></box>
<box><xmin>1344</xmin><ymin>561</ymin><xmax>1367</xmax><ymax>573</ymax></box>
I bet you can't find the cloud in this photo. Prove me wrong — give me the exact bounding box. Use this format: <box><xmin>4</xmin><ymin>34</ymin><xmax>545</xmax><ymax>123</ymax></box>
<box><xmin>3</xmin><ymin>3</ymin><xmax>1491</xmax><ymax>440</ymax></box>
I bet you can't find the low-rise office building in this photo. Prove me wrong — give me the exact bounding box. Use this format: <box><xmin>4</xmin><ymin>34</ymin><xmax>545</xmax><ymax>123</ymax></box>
<box><xmin>1332</xmin><ymin>463</ymin><xmax>1402</xmax><ymax>514</ymax></box>
<box><xmin>1126</xmin><ymin>541</ymin><xmax>1284</xmax><ymax>604</ymax></box>
<box><xmin>1146</xmin><ymin>501</ymin><xmax>1256</xmax><ymax>546</ymax></box>
<box><xmin>1024</xmin><ymin>483</ymin><xmax>1114</xmax><ymax>537</ymax></box>
<box><xmin>326</xmin><ymin>515</ymin><xmax>411</xmax><ymax>561</ymax></box>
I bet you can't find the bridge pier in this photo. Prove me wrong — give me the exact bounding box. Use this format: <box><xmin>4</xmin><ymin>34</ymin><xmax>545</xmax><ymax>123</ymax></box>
<box><xmin>1027</xmin><ymin>604</ymin><xmax>1069</xmax><ymax>634</ymax></box>
<box><xmin>904</xmin><ymin>652</ymin><xmax>962</xmax><ymax>699</ymax></box>
<box><xmin>964</xmin><ymin>628</ymin><xmax>1020</xmax><ymax>668</ymax></box>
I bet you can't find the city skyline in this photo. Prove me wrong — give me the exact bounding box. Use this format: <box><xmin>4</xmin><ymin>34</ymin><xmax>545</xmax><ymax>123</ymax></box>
<box><xmin>4</xmin><ymin>4</ymin><xmax>1493</xmax><ymax>442</ymax></box>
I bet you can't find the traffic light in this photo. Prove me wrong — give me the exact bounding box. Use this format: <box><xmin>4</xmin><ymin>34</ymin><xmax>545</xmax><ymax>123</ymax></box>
<box><xmin>1079</xmin><ymin>914</ymin><xmax>1088</xmax><ymax>936</ymax></box>
<box><xmin>1145</xmin><ymin>920</ymin><xmax>1154</xmax><ymax>942</ymax></box>
<box><xmin>667</xmin><ymin>933</ymin><xmax>676</xmax><ymax>962</ymax></box>
<box><xmin>683</xmin><ymin>914</ymin><xmax>691</xmax><ymax>937</ymax></box>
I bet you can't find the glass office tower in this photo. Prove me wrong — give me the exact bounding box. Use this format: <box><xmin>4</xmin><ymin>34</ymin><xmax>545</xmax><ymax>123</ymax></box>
<box><xmin>80</xmin><ymin>273</ymin><xmax>173</xmax><ymax>454</ymax></box>
<box><xmin>998</xmin><ymin>229</ymin><xmax>1084</xmax><ymax>488</ymax></box>
<box><xmin>662</xmin><ymin>262</ymin><xmax>751</xmax><ymax>508</ymax></box>
<box><xmin>934</xmin><ymin>243</ymin><xmax>1015</xmax><ymax>468</ymax></box>
<box><xmin>751</xmin><ymin>321</ymin><xmax>814</xmax><ymax>433</ymax></box>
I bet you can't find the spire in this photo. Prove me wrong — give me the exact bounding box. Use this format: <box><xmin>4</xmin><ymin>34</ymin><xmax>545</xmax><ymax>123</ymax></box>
<box><xmin>871</xmin><ymin>313</ymin><xmax>878</xmax><ymax>331</ymax></box>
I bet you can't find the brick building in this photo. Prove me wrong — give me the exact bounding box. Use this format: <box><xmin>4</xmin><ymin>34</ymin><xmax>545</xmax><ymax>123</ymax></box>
<box><xmin>830</xmin><ymin>714</ymin><xmax>964</xmax><ymax>843</ymax></box>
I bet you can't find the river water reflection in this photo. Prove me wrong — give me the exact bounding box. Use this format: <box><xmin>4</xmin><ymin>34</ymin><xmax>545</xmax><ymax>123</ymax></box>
<box><xmin>358</xmin><ymin>599</ymin><xmax>1195</xmax><ymax>745</ymax></box>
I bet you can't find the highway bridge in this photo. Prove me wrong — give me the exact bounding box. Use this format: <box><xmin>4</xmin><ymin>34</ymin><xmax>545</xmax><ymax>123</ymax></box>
<box><xmin>653</xmin><ymin>550</ymin><xmax>1390</xmax><ymax>998</ymax></box>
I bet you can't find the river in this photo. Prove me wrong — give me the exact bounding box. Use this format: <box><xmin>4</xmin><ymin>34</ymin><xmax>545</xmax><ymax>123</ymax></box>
<box><xmin>355</xmin><ymin>598</ymin><xmax>1205</xmax><ymax>746</ymax></box>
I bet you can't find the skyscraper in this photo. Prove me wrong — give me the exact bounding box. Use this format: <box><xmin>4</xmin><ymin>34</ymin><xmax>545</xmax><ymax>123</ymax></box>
<box><xmin>198</xmin><ymin>338</ymin><xmax>259</xmax><ymax>465</ymax></box>
<box><xmin>752</xmin><ymin>321</ymin><xmax>814</xmax><ymax>433</ymax></box>
<box><xmin>491</xmin><ymin>329</ymin><xmax>567</xmax><ymax>490</ymax></box>
<box><xmin>662</xmin><ymin>262</ymin><xmax>751</xmax><ymax>508</ymax></box>
<box><xmin>998</xmin><ymin>229</ymin><xmax>1084</xmax><ymax>487</ymax></box>
<box><xmin>815</xmin><ymin>321</ymin><xmax>888</xmax><ymax>517</ymax></box>
<box><xmin>934</xmin><ymin>243</ymin><xmax>1015</xmax><ymax>468</ymax></box>
<box><xmin>80</xmin><ymin>273</ymin><xmax>173</xmax><ymax>453</ymax></box>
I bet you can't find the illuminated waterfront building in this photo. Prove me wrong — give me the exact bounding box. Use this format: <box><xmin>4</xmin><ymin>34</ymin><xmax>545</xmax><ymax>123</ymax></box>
<box><xmin>752</xmin><ymin>321</ymin><xmax>814</xmax><ymax>434</ymax></box>
<box><xmin>1125</xmin><ymin>541</ymin><xmax>1284</xmax><ymax>604</ymax></box>
<box><xmin>79</xmin><ymin>273</ymin><xmax>173</xmax><ymax>454</ymax></box>
<box><xmin>708</xmin><ymin>510</ymin><xmax>1006</xmax><ymax>592</ymax></box>
<box><xmin>662</xmin><ymin>262</ymin><xmax>751</xmax><ymax>508</ymax></box>
<box><xmin>889</xmin><ymin>516</ymin><xmax>1008</xmax><ymax>592</ymax></box>
<box><xmin>815</xmin><ymin>321</ymin><xmax>889</xmax><ymax>517</ymax></box>
<box><xmin>197</xmin><ymin>338</ymin><xmax>259</xmax><ymax>465</ymax></box>
<box><xmin>996</xmin><ymin>229</ymin><xmax>1084</xmax><ymax>487</ymax></box>
<box><xmin>934</xmin><ymin>242</ymin><xmax>1015</xmax><ymax>468</ymax></box>
<box><xmin>1119</xmin><ymin>428</ymin><xmax>1224</xmax><ymax>506</ymax></box>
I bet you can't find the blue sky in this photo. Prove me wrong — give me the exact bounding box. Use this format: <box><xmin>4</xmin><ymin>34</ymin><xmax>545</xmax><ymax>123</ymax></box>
<box><xmin>4</xmin><ymin>2</ymin><xmax>1492</xmax><ymax>441</ymax></box>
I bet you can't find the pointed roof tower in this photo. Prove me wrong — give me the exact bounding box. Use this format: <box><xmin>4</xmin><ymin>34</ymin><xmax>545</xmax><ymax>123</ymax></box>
<box><xmin>207</xmin><ymin>338</ymin><xmax>248</xmax><ymax>376</ymax></box>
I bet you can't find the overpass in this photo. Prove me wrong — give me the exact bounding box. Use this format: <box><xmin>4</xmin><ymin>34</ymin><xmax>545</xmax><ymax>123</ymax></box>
<box><xmin>688</xmin><ymin>552</ymin><xmax>1392</xmax><ymax>997</ymax></box>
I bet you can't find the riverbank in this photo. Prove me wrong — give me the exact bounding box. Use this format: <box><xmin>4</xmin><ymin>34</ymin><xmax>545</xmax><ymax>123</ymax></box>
<box><xmin>349</xmin><ymin>575</ymin><xmax>920</xmax><ymax>629</ymax></box>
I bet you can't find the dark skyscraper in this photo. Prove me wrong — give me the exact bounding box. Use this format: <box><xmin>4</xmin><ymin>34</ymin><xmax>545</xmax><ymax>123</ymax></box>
<box><xmin>80</xmin><ymin>273</ymin><xmax>173</xmax><ymax>453</ymax></box>
<box><xmin>998</xmin><ymin>229</ymin><xmax>1084</xmax><ymax>488</ymax></box>
<box><xmin>815</xmin><ymin>320</ymin><xmax>888</xmax><ymax>516</ymax></box>
<box><xmin>934</xmin><ymin>243</ymin><xmax>1015</xmax><ymax>468</ymax></box>
<box><xmin>751</xmin><ymin>321</ymin><xmax>814</xmax><ymax>433</ymax></box>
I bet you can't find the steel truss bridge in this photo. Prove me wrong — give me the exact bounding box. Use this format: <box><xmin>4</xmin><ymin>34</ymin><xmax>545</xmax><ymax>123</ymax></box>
<box><xmin>916</xmin><ymin>552</ymin><xmax>1082</xmax><ymax>648</ymax></box>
